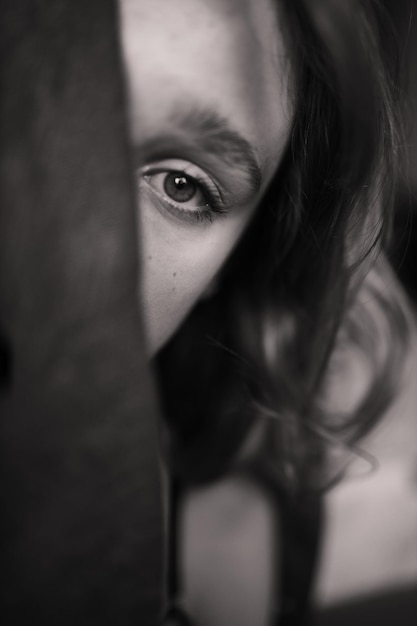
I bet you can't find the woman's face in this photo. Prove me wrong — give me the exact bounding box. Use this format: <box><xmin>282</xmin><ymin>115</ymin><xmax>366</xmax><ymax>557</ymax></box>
<box><xmin>120</xmin><ymin>0</ymin><xmax>292</xmax><ymax>354</ymax></box>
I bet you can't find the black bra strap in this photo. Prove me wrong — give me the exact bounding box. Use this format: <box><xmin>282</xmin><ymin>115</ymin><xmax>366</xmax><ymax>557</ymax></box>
<box><xmin>163</xmin><ymin>468</ymin><xmax>322</xmax><ymax>626</ymax></box>
<box><xmin>166</xmin><ymin>477</ymin><xmax>181</xmax><ymax>600</ymax></box>
<box><xmin>162</xmin><ymin>605</ymin><xmax>195</xmax><ymax>626</ymax></box>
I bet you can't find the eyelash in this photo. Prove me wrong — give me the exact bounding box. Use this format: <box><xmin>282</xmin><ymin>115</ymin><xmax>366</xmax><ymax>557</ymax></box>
<box><xmin>139</xmin><ymin>162</ymin><xmax>228</xmax><ymax>225</ymax></box>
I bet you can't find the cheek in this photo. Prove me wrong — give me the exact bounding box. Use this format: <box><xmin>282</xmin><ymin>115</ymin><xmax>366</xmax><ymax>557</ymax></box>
<box><xmin>138</xmin><ymin>206</ymin><xmax>252</xmax><ymax>354</ymax></box>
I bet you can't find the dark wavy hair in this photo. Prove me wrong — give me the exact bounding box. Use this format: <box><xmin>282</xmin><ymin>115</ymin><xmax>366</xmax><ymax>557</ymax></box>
<box><xmin>155</xmin><ymin>0</ymin><xmax>410</xmax><ymax>492</ymax></box>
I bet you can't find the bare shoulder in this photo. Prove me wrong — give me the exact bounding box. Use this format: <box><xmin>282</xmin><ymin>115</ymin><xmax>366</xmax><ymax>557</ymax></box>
<box><xmin>314</xmin><ymin>278</ymin><xmax>417</xmax><ymax>606</ymax></box>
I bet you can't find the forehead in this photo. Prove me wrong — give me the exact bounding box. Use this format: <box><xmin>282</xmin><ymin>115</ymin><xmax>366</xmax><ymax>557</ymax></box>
<box><xmin>120</xmin><ymin>0</ymin><xmax>292</xmax><ymax>180</ymax></box>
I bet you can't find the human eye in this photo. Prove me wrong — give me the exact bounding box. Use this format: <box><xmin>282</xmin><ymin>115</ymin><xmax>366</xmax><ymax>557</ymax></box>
<box><xmin>138</xmin><ymin>158</ymin><xmax>228</xmax><ymax>224</ymax></box>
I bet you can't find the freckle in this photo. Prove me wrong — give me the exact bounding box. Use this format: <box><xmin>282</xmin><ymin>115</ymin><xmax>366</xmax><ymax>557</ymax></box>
<box><xmin>147</xmin><ymin>255</ymin><xmax>152</xmax><ymax>260</ymax></box>
<box><xmin>173</xmin><ymin>272</ymin><xmax>177</xmax><ymax>277</ymax></box>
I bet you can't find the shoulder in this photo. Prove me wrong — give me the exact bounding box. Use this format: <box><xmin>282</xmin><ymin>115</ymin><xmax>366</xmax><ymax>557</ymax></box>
<box><xmin>315</xmin><ymin>333</ymin><xmax>417</xmax><ymax>605</ymax></box>
<box><xmin>314</xmin><ymin>262</ymin><xmax>417</xmax><ymax>605</ymax></box>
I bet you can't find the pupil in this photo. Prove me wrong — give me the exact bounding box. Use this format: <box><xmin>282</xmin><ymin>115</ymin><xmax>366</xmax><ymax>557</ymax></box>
<box><xmin>164</xmin><ymin>172</ymin><xmax>197</xmax><ymax>203</ymax></box>
<box><xmin>175</xmin><ymin>176</ymin><xmax>187</xmax><ymax>189</ymax></box>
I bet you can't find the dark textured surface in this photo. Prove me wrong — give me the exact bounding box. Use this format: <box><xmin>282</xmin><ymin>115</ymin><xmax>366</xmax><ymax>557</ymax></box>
<box><xmin>0</xmin><ymin>1</ymin><xmax>163</xmax><ymax>623</ymax></box>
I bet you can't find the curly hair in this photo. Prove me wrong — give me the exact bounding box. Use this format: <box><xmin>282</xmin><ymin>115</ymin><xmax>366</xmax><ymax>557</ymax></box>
<box><xmin>155</xmin><ymin>0</ymin><xmax>411</xmax><ymax>492</ymax></box>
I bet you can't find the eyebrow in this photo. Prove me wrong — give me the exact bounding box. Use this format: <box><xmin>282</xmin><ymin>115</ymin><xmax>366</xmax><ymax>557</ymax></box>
<box><xmin>139</xmin><ymin>104</ymin><xmax>263</xmax><ymax>193</ymax></box>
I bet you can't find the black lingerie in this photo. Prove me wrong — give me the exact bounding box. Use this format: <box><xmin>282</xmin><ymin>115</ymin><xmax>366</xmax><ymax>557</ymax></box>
<box><xmin>162</xmin><ymin>475</ymin><xmax>322</xmax><ymax>626</ymax></box>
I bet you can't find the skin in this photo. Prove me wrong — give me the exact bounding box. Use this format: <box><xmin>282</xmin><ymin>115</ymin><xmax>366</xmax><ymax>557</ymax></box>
<box><xmin>120</xmin><ymin>0</ymin><xmax>293</xmax><ymax>354</ymax></box>
<box><xmin>119</xmin><ymin>1</ymin><xmax>293</xmax><ymax>623</ymax></box>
